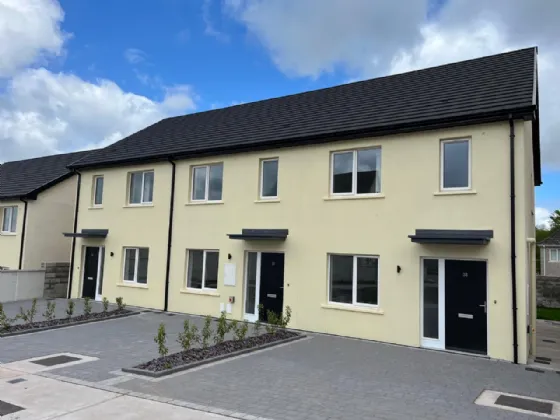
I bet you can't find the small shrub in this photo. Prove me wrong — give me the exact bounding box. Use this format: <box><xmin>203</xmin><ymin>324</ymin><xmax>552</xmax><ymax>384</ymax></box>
<box><xmin>43</xmin><ymin>301</ymin><xmax>56</xmax><ymax>321</ymax></box>
<box><xmin>102</xmin><ymin>297</ymin><xmax>109</xmax><ymax>312</ymax></box>
<box><xmin>235</xmin><ymin>320</ymin><xmax>249</xmax><ymax>341</ymax></box>
<box><xmin>279</xmin><ymin>306</ymin><xmax>292</xmax><ymax>329</ymax></box>
<box><xmin>253</xmin><ymin>318</ymin><xmax>262</xmax><ymax>336</ymax></box>
<box><xmin>66</xmin><ymin>300</ymin><xmax>75</xmax><ymax>318</ymax></box>
<box><xmin>265</xmin><ymin>310</ymin><xmax>279</xmax><ymax>335</ymax></box>
<box><xmin>18</xmin><ymin>298</ymin><xmax>38</xmax><ymax>324</ymax></box>
<box><xmin>154</xmin><ymin>323</ymin><xmax>170</xmax><ymax>369</ymax></box>
<box><xmin>201</xmin><ymin>315</ymin><xmax>212</xmax><ymax>349</ymax></box>
<box><xmin>0</xmin><ymin>303</ymin><xmax>12</xmax><ymax>331</ymax></box>
<box><xmin>83</xmin><ymin>297</ymin><xmax>92</xmax><ymax>316</ymax></box>
<box><xmin>228</xmin><ymin>319</ymin><xmax>238</xmax><ymax>336</ymax></box>
<box><xmin>177</xmin><ymin>320</ymin><xmax>199</xmax><ymax>351</ymax></box>
<box><xmin>116</xmin><ymin>297</ymin><xmax>126</xmax><ymax>311</ymax></box>
<box><xmin>214</xmin><ymin>311</ymin><xmax>228</xmax><ymax>344</ymax></box>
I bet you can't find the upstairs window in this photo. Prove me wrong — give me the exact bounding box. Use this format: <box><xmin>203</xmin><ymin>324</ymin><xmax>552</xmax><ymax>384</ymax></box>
<box><xmin>93</xmin><ymin>175</ymin><xmax>104</xmax><ymax>206</ymax></box>
<box><xmin>129</xmin><ymin>171</ymin><xmax>154</xmax><ymax>204</ymax></box>
<box><xmin>192</xmin><ymin>163</ymin><xmax>223</xmax><ymax>202</ymax></box>
<box><xmin>1</xmin><ymin>207</ymin><xmax>17</xmax><ymax>233</ymax></box>
<box><xmin>551</xmin><ymin>249</ymin><xmax>559</xmax><ymax>262</ymax></box>
<box><xmin>441</xmin><ymin>139</ymin><xmax>470</xmax><ymax>190</ymax></box>
<box><xmin>331</xmin><ymin>148</ymin><xmax>381</xmax><ymax>195</ymax></box>
<box><xmin>260</xmin><ymin>158</ymin><xmax>278</xmax><ymax>199</ymax></box>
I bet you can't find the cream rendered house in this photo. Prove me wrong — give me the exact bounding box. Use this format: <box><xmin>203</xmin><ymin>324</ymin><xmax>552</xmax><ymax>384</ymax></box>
<box><xmin>67</xmin><ymin>48</ymin><xmax>541</xmax><ymax>364</ymax></box>
<box><xmin>0</xmin><ymin>151</ymin><xmax>89</xmax><ymax>270</ymax></box>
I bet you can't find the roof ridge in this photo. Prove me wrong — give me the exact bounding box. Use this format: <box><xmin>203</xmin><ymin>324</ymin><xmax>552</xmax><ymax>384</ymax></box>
<box><xmin>1</xmin><ymin>149</ymin><xmax>90</xmax><ymax>165</ymax></box>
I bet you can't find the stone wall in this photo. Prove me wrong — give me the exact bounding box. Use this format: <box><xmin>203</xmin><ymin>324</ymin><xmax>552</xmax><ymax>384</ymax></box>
<box><xmin>43</xmin><ymin>262</ymin><xmax>70</xmax><ymax>299</ymax></box>
<box><xmin>537</xmin><ymin>275</ymin><xmax>560</xmax><ymax>308</ymax></box>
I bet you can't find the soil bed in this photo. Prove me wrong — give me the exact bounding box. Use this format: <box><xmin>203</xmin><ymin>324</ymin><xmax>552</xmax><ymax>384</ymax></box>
<box><xmin>0</xmin><ymin>309</ymin><xmax>137</xmax><ymax>337</ymax></box>
<box><xmin>128</xmin><ymin>330</ymin><xmax>303</xmax><ymax>376</ymax></box>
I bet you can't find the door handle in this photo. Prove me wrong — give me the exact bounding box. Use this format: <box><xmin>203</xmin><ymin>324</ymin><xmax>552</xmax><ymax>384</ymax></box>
<box><xmin>479</xmin><ymin>301</ymin><xmax>487</xmax><ymax>313</ymax></box>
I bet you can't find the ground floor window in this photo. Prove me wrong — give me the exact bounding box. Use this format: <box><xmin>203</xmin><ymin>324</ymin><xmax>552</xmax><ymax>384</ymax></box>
<box><xmin>123</xmin><ymin>247</ymin><xmax>149</xmax><ymax>284</ymax></box>
<box><xmin>328</xmin><ymin>254</ymin><xmax>379</xmax><ymax>306</ymax></box>
<box><xmin>186</xmin><ymin>250</ymin><xmax>219</xmax><ymax>289</ymax></box>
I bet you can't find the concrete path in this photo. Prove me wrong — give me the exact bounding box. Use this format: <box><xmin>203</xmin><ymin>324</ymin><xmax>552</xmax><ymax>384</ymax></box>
<box><xmin>534</xmin><ymin>319</ymin><xmax>560</xmax><ymax>371</ymax></box>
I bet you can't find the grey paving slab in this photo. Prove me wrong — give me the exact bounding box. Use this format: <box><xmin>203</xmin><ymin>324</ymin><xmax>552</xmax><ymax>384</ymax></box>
<box><xmin>534</xmin><ymin>319</ymin><xmax>560</xmax><ymax>371</ymax></box>
<box><xmin>116</xmin><ymin>335</ymin><xmax>560</xmax><ymax>420</ymax></box>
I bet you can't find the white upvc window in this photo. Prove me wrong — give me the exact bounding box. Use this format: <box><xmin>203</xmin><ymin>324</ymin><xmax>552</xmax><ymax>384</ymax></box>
<box><xmin>331</xmin><ymin>148</ymin><xmax>381</xmax><ymax>196</ymax></box>
<box><xmin>1</xmin><ymin>206</ymin><xmax>18</xmax><ymax>233</ymax></box>
<box><xmin>186</xmin><ymin>250</ymin><xmax>219</xmax><ymax>289</ymax></box>
<box><xmin>328</xmin><ymin>254</ymin><xmax>379</xmax><ymax>307</ymax></box>
<box><xmin>441</xmin><ymin>139</ymin><xmax>471</xmax><ymax>190</ymax></box>
<box><xmin>128</xmin><ymin>171</ymin><xmax>154</xmax><ymax>205</ymax></box>
<box><xmin>191</xmin><ymin>163</ymin><xmax>223</xmax><ymax>202</ymax></box>
<box><xmin>260</xmin><ymin>158</ymin><xmax>279</xmax><ymax>199</ymax></box>
<box><xmin>550</xmin><ymin>249</ymin><xmax>560</xmax><ymax>262</ymax></box>
<box><xmin>93</xmin><ymin>175</ymin><xmax>104</xmax><ymax>206</ymax></box>
<box><xmin>123</xmin><ymin>247</ymin><xmax>149</xmax><ymax>284</ymax></box>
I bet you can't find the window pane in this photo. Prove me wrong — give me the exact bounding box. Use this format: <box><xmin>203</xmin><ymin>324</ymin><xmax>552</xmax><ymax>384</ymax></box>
<box><xmin>193</xmin><ymin>167</ymin><xmax>207</xmax><ymax>200</ymax></box>
<box><xmin>245</xmin><ymin>252</ymin><xmax>258</xmax><ymax>314</ymax></box>
<box><xmin>208</xmin><ymin>164</ymin><xmax>223</xmax><ymax>201</ymax></box>
<box><xmin>10</xmin><ymin>206</ymin><xmax>17</xmax><ymax>232</ymax></box>
<box><xmin>142</xmin><ymin>172</ymin><xmax>154</xmax><ymax>203</ymax></box>
<box><xmin>204</xmin><ymin>251</ymin><xmax>219</xmax><ymax>289</ymax></box>
<box><xmin>137</xmin><ymin>248</ymin><xmax>149</xmax><ymax>284</ymax></box>
<box><xmin>261</xmin><ymin>160</ymin><xmax>278</xmax><ymax>197</ymax></box>
<box><xmin>94</xmin><ymin>177</ymin><xmax>104</xmax><ymax>205</ymax></box>
<box><xmin>124</xmin><ymin>249</ymin><xmax>136</xmax><ymax>281</ymax></box>
<box><xmin>443</xmin><ymin>140</ymin><xmax>469</xmax><ymax>188</ymax></box>
<box><xmin>2</xmin><ymin>208</ymin><xmax>11</xmax><ymax>232</ymax></box>
<box><xmin>356</xmin><ymin>257</ymin><xmax>378</xmax><ymax>305</ymax></box>
<box><xmin>357</xmin><ymin>149</ymin><xmax>381</xmax><ymax>194</ymax></box>
<box><xmin>129</xmin><ymin>173</ymin><xmax>142</xmax><ymax>204</ymax></box>
<box><xmin>332</xmin><ymin>152</ymin><xmax>353</xmax><ymax>193</ymax></box>
<box><xmin>423</xmin><ymin>259</ymin><xmax>439</xmax><ymax>339</ymax></box>
<box><xmin>187</xmin><ymin>250</ymin><xmax>204</xmax><ymax>288</ymax></box>
<box><xmin>329</xmin><ymin>255</ymin><xmax>353</xmax><ymax>304</ymax></box>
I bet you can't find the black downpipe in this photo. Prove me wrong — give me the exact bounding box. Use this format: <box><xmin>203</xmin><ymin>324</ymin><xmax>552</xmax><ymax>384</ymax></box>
<box><xmin>164</xmin><ymin>158</ymin><xmax>176</xmax><ymax>311</ymax></box>
<box><xmin>67</xmin><ymin>171</ymin><xmax>81</xmax><ymax>299</ymax></box>
<box><xmin>509</xmin><ymin>116</ymin><xmax>519</xmax><ymax>364</ymax></box>
<box><xmin>18</xmin><ymin>199</ymin><xmax>28</xmax><ymax>269</ymax></box>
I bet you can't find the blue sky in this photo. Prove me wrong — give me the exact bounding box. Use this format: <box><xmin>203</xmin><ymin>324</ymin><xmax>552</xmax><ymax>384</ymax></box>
<box><xmin>1</xmin><ymin>0</ymin><xmax>559</xmax><ymax>222</ymax></box>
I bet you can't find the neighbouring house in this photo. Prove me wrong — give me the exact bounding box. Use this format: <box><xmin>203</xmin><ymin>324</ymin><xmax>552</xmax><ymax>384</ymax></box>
<box><xmin>0</xmin><ymin>151</ymin><xmax>89</xmax><ymax>270</ymax></box>
<box><xmin>538</xmin><ymin>229</ymin><xmax>560</xmax><ymax>276</ymax></box>
<box><xmin>66</xmin><ymin>47</ymin><xmax>540</xmax><ymax>364</ymax></box>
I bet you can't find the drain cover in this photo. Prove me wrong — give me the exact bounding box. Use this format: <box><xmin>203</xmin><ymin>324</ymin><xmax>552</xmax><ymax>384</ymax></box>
<box><xmin>0</xmin><ymin>400</ymin><xmax>24</xmax><ymax>416</ymax></box>
<box><xmin>495</xmin><ymin>395</ymin><xmax>553</xmax><ymax>414</ymax></box>
<box><xmin>31</xmin><ymin>355</ymin><xmax>81</xmax><ymax>366</ymax></box>
<box><xmin>543</xmin><ymin>339</ymin><xmax>556</xmax><ymax>343</ymax></box>
<box><xmin>535</xmin><ymin>356</ymin><xmax>552</xmax><ymax>362</ymax></box>
<box><xmin>7</xmin><ymin>378</ymin><xmax>26</xmax><ymax>384</ymax></box>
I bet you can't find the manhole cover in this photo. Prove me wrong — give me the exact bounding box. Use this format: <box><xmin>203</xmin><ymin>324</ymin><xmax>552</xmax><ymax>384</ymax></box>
<box><xmin>7</xmin><ymin>378</ymin><xmax>26</xmax><ymax>384</ymax></box>
<box><xmin>31</xmin><ymin>355</ymin><xmax>81</xmax><ymax>366</ymax></box>
<box><xmin>495</xmin><ymin>395</ymin><xmax>553</xmax><ymax>414</ymax></box>
<box><xmin>0</xmin><ymin>400</ymin><xmax>24</xmax><ymax>416</ymax></box>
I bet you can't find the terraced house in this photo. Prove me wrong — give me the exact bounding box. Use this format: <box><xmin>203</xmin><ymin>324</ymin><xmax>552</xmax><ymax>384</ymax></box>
<box><xmin>66</xmin><ymin>48</ymin><xmax>541</xmax><ymax>364</ymax></box>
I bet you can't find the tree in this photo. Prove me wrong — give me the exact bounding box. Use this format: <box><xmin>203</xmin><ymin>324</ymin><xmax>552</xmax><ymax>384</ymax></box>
<box><xmin>550</xmin><ymin>210</ymin><xmax>560</xmax><ymax>231</ymax></box>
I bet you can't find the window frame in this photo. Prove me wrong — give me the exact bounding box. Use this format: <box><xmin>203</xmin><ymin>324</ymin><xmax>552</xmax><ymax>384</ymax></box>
<box><xmin>330</xmin><ymin>147</ymin><xmax>382</xmax><ymax>196</ymax></box>
<box><xmin>122</xmin><ymin>247</ymin><xmax>149</xmax><ymax>284</ymax></box>
<box><xmin>191</xmin><ymin>163</ymin><xmax>223</xmax><ymax>202</ymax></box>
<box><xmin>259</xmin><ymin>158</ymin><xmax>279</xmax><ymax>200</ymax></box>
<box><xmin>440</xmin><ymin>138</ymin><xmax>472</xmax><ymax>191</ymax></box>
<box><xmin>550</xmin><ymin>249</ymin><xmax>560</xmax><ymax>262</ymax></box>
<box><xmin>1</xmin><ymin>206</ymin><xmax>17</xmax><ymax>234</ymax></box>
<box><xmin>92</xmin><ymin>175</ymin><xmax>104</xmax><ymax>207</ymax></box>
<box><xmin>186</xmin><ymin>249</ymin><xmax>220</xmax><ymax>290</ymax></box>
<box><xmin>327</xmin><ymin>253</ymin><xmax>380</xmax><ymax>308</ymax></box>
<box><xmin>128</xmin><ymin>170</ymin><xmax>154</xmax><ymax>205</ymax></box>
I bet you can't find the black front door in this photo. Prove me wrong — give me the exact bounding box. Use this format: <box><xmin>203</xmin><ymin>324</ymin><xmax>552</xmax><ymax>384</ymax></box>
<box><xmin>82</xmin><ymin>247</ymin><xmax>99</xmax><ymax>299</ymax></box>
<box><xmin>259</xmin><ymin>253</ymin><xmax>285</xmax><ymax>321</ymax></box>
<box><xmin>445</xmin><ymin>260</ymin><xmax>487</xmax><ymax>354</ymax></box>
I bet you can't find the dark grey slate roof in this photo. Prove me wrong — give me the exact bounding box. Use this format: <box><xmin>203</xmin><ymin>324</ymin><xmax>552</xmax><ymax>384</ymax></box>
<box><xmin>539</xmin><ymin>229</ymin><xmax>560</xmax><ymax>246</ymax></box>
<box><xmin>72</xmin><ymin>48</ymin><xmax>539</xmax><ymax>179</ymax></box>
<box><xmin>0</xmin><ymin>151</ymin><xmax>91</xmax><ymax>200</ymax></box>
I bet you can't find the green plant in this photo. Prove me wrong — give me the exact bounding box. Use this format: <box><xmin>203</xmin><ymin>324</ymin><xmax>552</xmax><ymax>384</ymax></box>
<box><xmin>102</xmin><ymin>297</ymin><xmax>109</xmax><ymax>312</ymax></box>
<box><xmin>279</xmin><ymin>306</ymin><xmax>292</xmax><ymax>329</ymax></box>
<box><xmin>228</xmin><ymin>319</ymin><xmax>238</xmax><ymax>336</ymax></box>
<box><xmin>201</xmin><ymin>315</ymin><xmax>212</xmax><ymax>349</ymax></box>
<box><xmin>214</xmin><ymin>311</ymin><xmax>228</xmax><ymax>344</ymax></box>
<box><xmin>43</xmin><ymin>301</ymin><xmax>56</xmax><ymax>321</ymax></box>
<box><xmin>116</xmin><ymin>297</ymin><xmax>126</xmax><ymax>311</ymax></box>
<box><xmin>154</xmin><ymin>323</ymin><xmax>170</xmax><ymax>368</ymax></box>
<box><xmin>177</xmin><ymin>320</ymin><xmax>199</xmax><ymax>351</ymax></box>
<box><xmin>66</xmin><ymin>300</ymin><xmax>75</xmax><ymax>318</ymax></box>
<box><xmin>253</xmin><ymin>318</ymin><xmax>262</xmax><ymax>336</ymax></box>
<box><xmin>18</xmin><ymin>298</ymin><xmax>38</xmax><ymax>324</ymax></box>
<box><xmin>0</xmin><ymin>303</ymin><xmax>12</xmax><ymax>331</ymax></box>
<box><xmin>83</xmin><ymin>297</ymin><xmax>92</xmax><ymax>316</ymax></box>
<box><xmin>235</xmin><ymin>320</ymin><xmax>249</xmax><ymax>341</ymax></box>
<box><xmin>265</xmin><ymin>310</ymin><xmax>279</xmax><ymax>335</ymax></box>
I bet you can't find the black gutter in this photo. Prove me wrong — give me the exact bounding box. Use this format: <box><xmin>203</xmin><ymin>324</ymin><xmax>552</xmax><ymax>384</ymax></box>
<box><xmin>163</xmin><ymin>158</ymin><xmax>176</xmax><ymax>312</ymax></box>
<box><xmin>67</xmin><ymin>170</ymin><xmax>81</xmax><ymax>299</ymax></box>
<box><xmin>18</xmin><ymin>199</ymin><xmax>28</xmax><ymax>269</ymax></box>
<box><xmin>509</xmin><ymin>115</ymin><xmax>519</xmax><ymax>364</ymax></box>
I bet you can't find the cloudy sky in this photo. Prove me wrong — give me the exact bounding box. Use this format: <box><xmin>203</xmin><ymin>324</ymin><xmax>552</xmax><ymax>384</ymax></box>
<box><xmin>0</xmin><ymin>0</ymin><xmax>559</xmax><ymax>223</ymax></box>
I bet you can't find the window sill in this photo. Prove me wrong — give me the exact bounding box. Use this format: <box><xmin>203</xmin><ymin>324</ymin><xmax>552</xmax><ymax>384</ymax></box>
<box><xmin>323</xmin><ymin>194</ymin><xmax>385</xmax><ymax>201</ymax></box>
<box><xmin>88</xmin><ymin>206</ymin><xmax>104</xmax><ymax>210</ymax></box>
<box><xmin>321</xmin><ymin>303</ymin><xmax>384</xmax><ymax>315</ymax></box>
<box><xmin>185</xmin><ymin>201</ymin><xmax>224</xmax><ymax>206</ymax></box>
<box><xmin>180</xmin><ymin>288</ymin><xmax>220</xmax><ymax>297</ymax></box>
<box><xmin>123</xmin><ymin>204</ymin><xmax>154</xmax><ymax>208</ymax></box>
<box><xmin>254</xmin><ymin>199</ymin><xmax>280</xmax><ymax>204</ymax></box>
<box><xmin>0</xmin><ymin>232</ymin><xmax>16</xmax><ymax>236</ymax></box>
<box><xmin>433</xmin><ymin>190</ymin><xmax>476</xmax><ymax>196</ymax></box>
<box><xmin>117</xmin><ymin>282</ymin><xmax>148</xmax><ymax>289</ymax></box>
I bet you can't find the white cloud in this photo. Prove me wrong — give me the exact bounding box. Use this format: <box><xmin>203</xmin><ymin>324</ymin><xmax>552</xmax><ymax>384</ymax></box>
<box><xmin>0</xmin><ymin>0</ymin><xmax>67</xmax><ymax>77</ymax></box>
<box><xmin>124</xmin><ymin>48</ymin><xmax>147</xmax><ymax>65</ymax></box>
<box><xmin>203</xmin><ymin>0</ymin><xmax>229</xmax><ymax>42</ymax></box>
<box><xmin>536</xmin><ymin>207</ymin><xmax>552</xmax><ymax>228</ymax></box>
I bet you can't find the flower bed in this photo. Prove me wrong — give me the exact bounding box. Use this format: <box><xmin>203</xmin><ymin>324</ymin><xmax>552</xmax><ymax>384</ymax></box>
<box><xmin>123</xmin><ymin>330</ymin><xmax>304</xmax><ymax>378</ymax></box>
<box><xmin>0</xmin><ymin>309</ymin><xmax>138</xmax><ymax>337</ymax></box>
